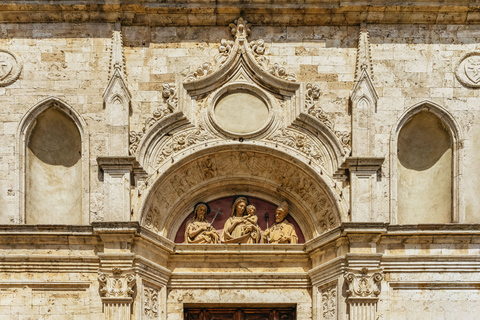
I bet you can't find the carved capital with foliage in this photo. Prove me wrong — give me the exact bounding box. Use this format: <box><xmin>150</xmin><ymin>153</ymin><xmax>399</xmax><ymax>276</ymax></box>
<box><xmin>344</xmin><ymin>269</ymin><xmax>383</xmax><ymax>299</ymax></box>
<box><xmin>98</xmin><ymin>270</ymin><xmax>136</xmax><ymax>300</ymax></box>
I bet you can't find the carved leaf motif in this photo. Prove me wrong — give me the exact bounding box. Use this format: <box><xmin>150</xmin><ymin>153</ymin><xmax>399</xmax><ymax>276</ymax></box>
<box><xmin>268</xmin><ymin>63</ymin><xmax>297</xmax><ymax>81</ymax></box>
<box><xmin>185</xmin><ymin>62</ymin><xmax>213</xmax><ymax>82</ymax></box>
<box><xmin>230</xmin><ymin>17</ymin><xmax>251</xmax><ymax>38</ymax></box>
<box><xmin>129</xmin><ymin>130</ymin><xmax>144</xmax><ymax>155</ymax></box>
<box><xmin>250</xmin><ymin>39</ymin><xmax>269</xmax><ymax>69</ymax></box>
<box><xmin>215</xmin><ymin>39</ymin><xmax>234</xmax><ymax>66</ymax></box>
<box><xmin>144</xmin><ymin>287</ymin><xmax>159</xmax><ymax>318</ymax></box>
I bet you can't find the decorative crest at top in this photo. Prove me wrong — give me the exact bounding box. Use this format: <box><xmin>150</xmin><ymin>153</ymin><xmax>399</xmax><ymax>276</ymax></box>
<box><xmin>108</xmin><ymin>30</ymin><xmax>127</xmax><ymax>80</ymax></box>
<box><xmin>355</xmin><ymin>26</ymin><xmax>374</xmax><ymax>83</ymax></box>
<box><xmin>230</xmin><ymin>17</ymin><xmax>251</xmax><ymax>39</ymax></box>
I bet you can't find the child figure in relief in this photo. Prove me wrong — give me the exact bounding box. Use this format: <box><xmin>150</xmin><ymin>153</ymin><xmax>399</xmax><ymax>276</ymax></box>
<box><xmin>242</xmin><ymin>205</ymin><xmax>260</xmax><ymax>243</ymax></box>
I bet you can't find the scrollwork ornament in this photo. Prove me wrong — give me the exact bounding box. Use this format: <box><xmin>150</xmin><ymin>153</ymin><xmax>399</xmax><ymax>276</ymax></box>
<box><xmin>321</xmin><ymin>285</ymin><xmax>337</xmax><ymax>320</ymax></box>
<box><xmin>250</xmin><ymin>39</ymin><xmax>269</xmax><ymax>69</ymax></box>
<box><xmin>335</xmin><ymin>130</ymin><xmax>352</xmax><ymax>155</ymax></box>
<box><xmin>269</xmin><ymin>63</ymin><xmax>297</xmax><ymax>82</ymax></box>
<box><xmin>98</xmin><ymin>272</ymin><xmax>136</xmax><ymax>298</ymax></box>
<box><xmin>0</xmin><ymin>49</ymin><xmax>22</xmax><ymax>87</ymax></box>
<box><xmin>305</xmin><ymin>84</ymin><xmax>334</xmax><ymax>131</ymax></box>
<box><xmin>144</xmin><ymin>287</ymin><xmax>159</xmax><ymax>318</ymax></box>
<box><xmin>129</xmin><ymin>130</ymin><xmax>144</xmax><ymax>155</ymax></box>
<box><xmin>162</xmin><ymin>83</ymin><xmax>178</xmax><ymax>110</ymax></box>
<box><xmin>344</xmin><ymin>270</ymin><xmax>383</xmax><ymax>298</ymax></box>
<box><xmin>215</xmin><ymin>39</ymin><xmax>234</xmax><ymax>66</ymax></box>
<box><xmin>185</xmin><ymin>62</ymin><xmax>213</xmax><ymax>82</ymax></box>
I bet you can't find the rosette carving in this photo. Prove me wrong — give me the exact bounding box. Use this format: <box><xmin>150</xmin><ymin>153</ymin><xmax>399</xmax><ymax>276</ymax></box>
<box><xmin>0</xmin><ymin>49</ymin><xmax>22</xmax><ymax>87</ymax></box>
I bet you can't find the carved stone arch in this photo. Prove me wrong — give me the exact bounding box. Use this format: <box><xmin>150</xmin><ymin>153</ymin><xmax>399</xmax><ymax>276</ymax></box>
<box><xmin>390</xmin><ymin>100</ymin><xmax>463</xmax><ymax>223</ymax></box>
<box><xmin>16</xmin><ymin>96</ymin><xmax>90</xmax><ymax>224</ymax></box>
<box><xmin>138</xmin><ymin>144</ymin><xmax>348</xmax><ymax>242</ymax></box>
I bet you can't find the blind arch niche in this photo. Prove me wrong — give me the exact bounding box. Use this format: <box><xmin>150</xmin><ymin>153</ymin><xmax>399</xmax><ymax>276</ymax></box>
<box><xmin>390</xmin><ymin>101</ymin><xmax>463</xmax><ymax>224</ymax></box>
<box><xmin>17</xmin><ymin>97</ymin><xmax>89</xmax><ymax>224</ymax></box>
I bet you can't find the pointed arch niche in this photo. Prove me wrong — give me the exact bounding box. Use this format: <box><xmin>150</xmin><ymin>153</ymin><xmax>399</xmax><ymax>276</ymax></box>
<box><xmin>390</xmin><ymin>101</ymin><xmax>463</xmax><ymax>224</ymax></box>
<box><xmin>16</xmin><ymin>97</ymin><xmax>89</xmax><ymax>224</ymax></box>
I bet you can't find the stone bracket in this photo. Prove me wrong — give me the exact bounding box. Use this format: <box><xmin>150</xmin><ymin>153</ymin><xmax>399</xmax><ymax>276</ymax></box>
<box><xmin>346</xmin><ymin>157</ymin><xmax>384</xmax><ymax>177</ymax></box>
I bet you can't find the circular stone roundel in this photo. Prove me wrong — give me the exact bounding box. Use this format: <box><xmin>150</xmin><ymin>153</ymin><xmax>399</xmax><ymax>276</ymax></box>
<box><xmin>214</xmin><ymin>92</ymin><xmax>269</xmax><ymax>134</ymax></box>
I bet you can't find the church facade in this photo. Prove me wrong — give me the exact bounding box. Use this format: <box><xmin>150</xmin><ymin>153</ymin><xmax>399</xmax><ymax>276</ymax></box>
<box><xmin>0</xmin><ymin>1</ymin><xmax>479</xmax><ymax>319</ymax></box>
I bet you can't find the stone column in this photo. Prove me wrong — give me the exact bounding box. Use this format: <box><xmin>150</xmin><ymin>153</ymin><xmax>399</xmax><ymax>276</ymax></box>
<box><xmin>346</xmin><ymin>157</ymin><xmax>384</xmax><ymax>222</ymax></box>
<box><xmin>97</xmin><ymin>156</ymin><xmax>135</xmax><ymax>222</ymax></box>
<box><xmin>344</xmin><ymin>269</ymin><xmax>383</xmax><ymax>320</ymax></box>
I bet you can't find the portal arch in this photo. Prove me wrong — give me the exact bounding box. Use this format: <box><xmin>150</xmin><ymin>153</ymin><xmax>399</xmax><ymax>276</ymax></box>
<box><xmin>138</xmin><ymin>144</ymin><xmax>348</xmax><ymax>241</ymax></box>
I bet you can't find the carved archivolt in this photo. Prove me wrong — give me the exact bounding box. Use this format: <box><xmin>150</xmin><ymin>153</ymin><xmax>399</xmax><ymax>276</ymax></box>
<box><xmin>0</xmin><ymin>48</ymin><xmax>22</xmax><ymax>87</ymax></box>
<box><xmin>138</xmin><ymin>147</ymin><xmax>346</xmax><ymax>241</ymax></box>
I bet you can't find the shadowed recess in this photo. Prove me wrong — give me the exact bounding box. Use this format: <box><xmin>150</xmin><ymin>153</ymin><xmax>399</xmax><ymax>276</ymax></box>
<box><xmin>397</xmin><ymin>111</ymin><xmax>451</xmax><ymax>171</ymax></box>
<box><xmin>28</xmin><ymin>107</ymin><xmax>81</xmax><ymax>167</ymax></box>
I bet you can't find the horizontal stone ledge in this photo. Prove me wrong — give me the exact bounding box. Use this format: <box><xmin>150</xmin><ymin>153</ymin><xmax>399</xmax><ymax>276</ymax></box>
<box><xmin>1</xmin><ymin>2</ymin><xmax>480</xmax><ymax>26</ymax></box>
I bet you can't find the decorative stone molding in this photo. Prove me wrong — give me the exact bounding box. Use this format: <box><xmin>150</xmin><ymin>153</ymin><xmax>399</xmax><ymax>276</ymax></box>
<box><xmin>182</xmin><ymin>17</ymin><xmax>298</xmax><ymax>92</ymax></box>
<box><xmin>143</xmin><ymin>286</ymin><xmax>159</xmax><ymax>318</ymax></box>
<box><xmin>0</xmin><ymin>48</ymin><xmax>22</xmax><ymax>87</ymax></box>
<box><xmin>215</xmin><ymin>39</ymin><xmax>234</xmax><ymax>67</ymax></box>
<box><xmin>455</xmin><ymin>51</ymin><xmax>480</xmax><ymax>88</ymax></box>
<box><xmin>103</xmin><ymin>29</ymin><xmax>131</xmax><ymax>157</ymax></box>
<box><xmin>305</xmin><ymin>83</ymin><xmax>333</xmax><ymax>130</ymax></box>
<box><xmin>321</xmin><ymin>285</ymin><xmax>337</xmax><ymax>320</ymax></box>
<box><xmin>108</xmin><ymin>30</ymin><xmax>127</xmax><ymax>80</ymax></box>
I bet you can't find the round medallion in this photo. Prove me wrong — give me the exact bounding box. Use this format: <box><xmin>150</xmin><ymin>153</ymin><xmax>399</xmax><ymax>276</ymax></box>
<box><xmin>0</xmin><ymin>49</ymin><xmax>22</xmax><ymax>87</ymax></box>
<box><xmin>214</xmin><ymin>92</ymin><xmax>269</xmax><ymax>135</ymax></box>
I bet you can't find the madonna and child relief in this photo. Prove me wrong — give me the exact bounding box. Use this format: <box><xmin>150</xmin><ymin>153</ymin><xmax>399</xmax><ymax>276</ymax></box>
<box><xmin>183</xmin><ymin>196</ymin><xmax>299</xmax><ymax>244</ymax></box>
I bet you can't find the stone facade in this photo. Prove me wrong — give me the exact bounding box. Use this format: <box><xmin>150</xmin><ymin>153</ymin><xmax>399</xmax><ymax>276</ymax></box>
<box><xmin>1</xmin><ymin>1</ymin><xmax>480</xmax><ymax>319</ymax></box>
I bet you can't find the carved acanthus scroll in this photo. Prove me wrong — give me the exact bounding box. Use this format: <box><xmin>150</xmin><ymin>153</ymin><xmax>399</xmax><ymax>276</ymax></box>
<box><xmin>321</xmin><ymin>285</ymin><xmax>337</xmax><ymax>320</ymax></box>
<box><xmin>144</xmin><ymin>286</ymin><xmax>159</xmax><ymax>318</ymax></box>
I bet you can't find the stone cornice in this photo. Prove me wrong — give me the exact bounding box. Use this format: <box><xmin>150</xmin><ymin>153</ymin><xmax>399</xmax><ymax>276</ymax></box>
<box><xmin>1</xmin><ymin>1</ymin><xmax>480</xmax><ymax>26</ymax></box>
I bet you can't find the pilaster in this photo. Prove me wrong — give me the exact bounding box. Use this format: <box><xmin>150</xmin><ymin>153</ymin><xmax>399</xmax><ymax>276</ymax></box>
<box><xmin>346</xmin><ymin>157</ymin><xmax>384</xmax><ymax>222</ymax></box>
<box><xmin>97</xmin><ymin>157</ymin><xmax>136</xmax><ymax>222</ymax></box>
